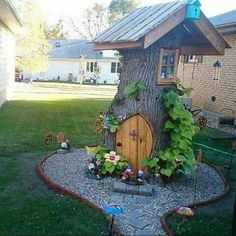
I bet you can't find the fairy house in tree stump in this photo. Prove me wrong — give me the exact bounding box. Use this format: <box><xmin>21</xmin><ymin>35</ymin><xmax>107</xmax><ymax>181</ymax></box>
<box><xmin>93</xmin><ymin>0</ymin><xmax>230</xmax><ymax>174</ymax></box>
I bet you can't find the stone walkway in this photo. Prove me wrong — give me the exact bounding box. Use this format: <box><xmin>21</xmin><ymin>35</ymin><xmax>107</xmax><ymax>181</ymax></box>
<box><xmin>42</xmin><ymin>149</ymin><xmax>226</xmax><ymax>236</ymax></box>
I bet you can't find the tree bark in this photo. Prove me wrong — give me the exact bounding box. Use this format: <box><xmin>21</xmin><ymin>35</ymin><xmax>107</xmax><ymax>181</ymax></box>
<box><xmin>102</xmin><ymin>27</ymin><xmax>183</xmax><ymax>156</ymax></box>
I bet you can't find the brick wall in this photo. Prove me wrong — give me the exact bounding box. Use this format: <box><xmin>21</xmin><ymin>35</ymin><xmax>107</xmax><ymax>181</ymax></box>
<box><xmin>0</xmin><ymin>21</ymin><xmax>15</xmax><ymax>107</ymax></box>
<box><xmin>178</xmin><ymin>34</ymin><xmax>236</xmax><ymax>116</ymax></box>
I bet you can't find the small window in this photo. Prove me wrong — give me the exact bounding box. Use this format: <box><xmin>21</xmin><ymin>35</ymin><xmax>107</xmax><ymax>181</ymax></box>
<box><xmin>86</xmin><ymin>62</ymin><xmax>89</xmax><ymax>72</ymax></box>
<box><xmin>182</xmin><ymin>55</ymin><xmax>203</xmax><ymax>63</ymax></box>
<box><xmin>111</xmin><ymin>62</ymin><xmax>117</xmax><ymax>73</ymax></box>
<box><xmin>55</xmin><ymin>42</ymin><xmax>60</xmax><ymax>47</ymax></box>
<box><xmin>157</xmin><ymin>48</ymin><xmax>179</xmax><ymax>84</ymax></box>
<box><xmin>90</xmin><ymin>62</ymin><xmax>94</xmax><ymax>72</ymax></box>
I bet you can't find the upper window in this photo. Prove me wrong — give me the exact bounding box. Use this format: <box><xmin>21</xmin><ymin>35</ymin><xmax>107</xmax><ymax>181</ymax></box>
<box><xmin>111</xmin><ymin>62</ymin><xmax>117</xmax><ymax>73</ymax></box>
<box><xmin>157</xmin><ymin>48</ymin><xmax>179</xmax><ymax>84</ymax></box>
<box><xmin>182</xmin><ymin>55</ymin><xmax>203</xmax><ymax>63</ymax></box>
<box><xmin>86</xmin><ymin>62</ymin><xmax>97</xmax><ymax>73</ymax></box>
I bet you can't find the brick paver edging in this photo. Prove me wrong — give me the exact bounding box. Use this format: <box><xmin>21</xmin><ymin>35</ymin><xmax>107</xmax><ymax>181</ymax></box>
<box><xmin>36</xmin><ymin>151</ymin><xmax>121</xmax><ymax>236</ymax></box>
<box><xmin>160</xmin><ymin>161</ymin><xmax>231</xmax><ymax>236</ymax></box>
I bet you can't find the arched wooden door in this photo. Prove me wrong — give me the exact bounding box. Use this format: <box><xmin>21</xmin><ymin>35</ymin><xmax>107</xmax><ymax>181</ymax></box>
<box><xmin>116</xmin><ymin>114</ymin><xmax>153</xmax><ymax>174</ymax></box>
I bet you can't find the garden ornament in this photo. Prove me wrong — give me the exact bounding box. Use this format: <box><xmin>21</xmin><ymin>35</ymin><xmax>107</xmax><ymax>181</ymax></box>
<box><xmin>86</xmin><ymin>157</ymin><xmax>101</xmax><ymax>179</ymax></box>
<box><xmin>136</xmin><ymin>170</ymin><xmax>144</xmax><ymax>184</ymax></box>
<box><xmin>104</xmin><ymin>151</ymin><xmax>120</xmax><ymax>165</ymax></box>
<box><xmin>44</xmin><ymin>133</ymin><xmax>53</xmax><ymax>146</ymax></box>
<box><xmin>103</xmin><ymin>204</ymin><xmax>123</xmax><ymax>236</ymax></box>
<box><xmin>121</xmin><ymin>165</ymin><xmax>133</xmax><ymax>181</ymax></box>
<box><xmin>175</xmin><ymin>207</ymin><xmax>194</xmax><ymax>216</ymax></box>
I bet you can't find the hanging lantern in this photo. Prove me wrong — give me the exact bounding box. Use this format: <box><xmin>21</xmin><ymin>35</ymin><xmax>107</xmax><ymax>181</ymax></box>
<box><xmin>186</xmin><ymin>0</ymin><xmax>201</xmax><ymax>20</ymax></box>
<box><xmin>213</xmin><ymin>60</ymin><xmax>221</xmax><ymax>83</ymax></box>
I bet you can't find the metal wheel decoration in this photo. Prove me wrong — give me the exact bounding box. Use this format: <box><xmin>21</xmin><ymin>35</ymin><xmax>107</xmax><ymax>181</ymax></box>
<box><xmin>93</xmin><ymin>112</ymin><xmax>104</xmax><ymax>133</ymax></box>
<box><xmin>197</xmin><ymin>116</ymin><xmax>208</xmax><ymax>130</ymax></box>
<box><xmin>44</xmin><ymin>133</ymin><xmax>53</xmax><ymax>146</ymax></box>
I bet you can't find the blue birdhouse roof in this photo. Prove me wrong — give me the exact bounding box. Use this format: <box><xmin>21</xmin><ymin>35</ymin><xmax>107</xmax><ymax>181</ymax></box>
<box><xmin>188</xmin><ymin>0</ymin><xmax>201</xmax><ymax>6</ymax></box>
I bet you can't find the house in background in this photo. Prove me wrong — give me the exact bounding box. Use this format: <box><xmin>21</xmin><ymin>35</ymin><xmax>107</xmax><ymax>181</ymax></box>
<box><xmin>0</xmin><ymin>0</ymin><xmax>22</xmax><ymax>107</ymax></box>
<box><xmin>178</xmin><ymin>10</ymin><xmax>236</xmax><ymax>118</ymax></box>
<box><xmin>26</xmin><ymin>39</ymin><xmax>120</xmax><ymax>84</ymax></box>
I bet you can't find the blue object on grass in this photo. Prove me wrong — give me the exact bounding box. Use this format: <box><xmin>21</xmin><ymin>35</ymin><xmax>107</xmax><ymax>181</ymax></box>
<box><xmin>103</xmin><ymin>204</ymin><xmax>123</xmax><ymax>216</ymax></box>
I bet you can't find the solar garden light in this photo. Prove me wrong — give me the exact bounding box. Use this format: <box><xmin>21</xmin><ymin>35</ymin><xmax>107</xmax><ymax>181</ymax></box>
<box><xmin>103</xmin><ymin>204</ymin><xmax>123</xmax><ymax>236</ymax></box>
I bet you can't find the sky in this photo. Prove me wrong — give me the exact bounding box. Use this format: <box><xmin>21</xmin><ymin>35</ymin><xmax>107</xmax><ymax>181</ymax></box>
<box><xmin>38</xmin><ymin>0</ymin><xmax>236</xmax><ymax>21</ymax></box>
<box><xmin>36</xmin><ymin>0</ymin><xmax>236</xmax><ymax>38</ymax></box>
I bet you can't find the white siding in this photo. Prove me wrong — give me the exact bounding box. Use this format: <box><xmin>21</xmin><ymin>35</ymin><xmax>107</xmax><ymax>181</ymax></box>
<box><xmin>0</xmin><ymin>21</ymin><xmax>15</xmax><ymax>107</ymax></box>
<box><xmin>26</xmin><ymin>58</ymin><xmax>120</xmax><ymax>84</ymax></box>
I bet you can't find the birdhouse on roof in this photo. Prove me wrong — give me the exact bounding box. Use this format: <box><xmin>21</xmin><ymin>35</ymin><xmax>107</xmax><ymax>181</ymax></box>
<box><xmin>92</xmin><ymin>0</ymin><xmax>230</xmax><ymax>174</ymax></box>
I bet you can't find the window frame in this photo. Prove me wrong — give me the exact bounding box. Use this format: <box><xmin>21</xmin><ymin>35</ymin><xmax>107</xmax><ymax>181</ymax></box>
<box><xmin>156</xmin><ymin>48</ymin><xmax>180</xmax><ymax>85</ymax></box>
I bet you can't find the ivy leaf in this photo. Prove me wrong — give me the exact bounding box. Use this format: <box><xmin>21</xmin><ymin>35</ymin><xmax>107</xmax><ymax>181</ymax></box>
<box><xmin>136</xmin><ymin>82</ymin><xmax>146</xmax><ymax>89</ymax></box>
<box><xmin>165</xmin><ymin>120</ymin><xmax>176</xmax><ymax>129</ymax></box>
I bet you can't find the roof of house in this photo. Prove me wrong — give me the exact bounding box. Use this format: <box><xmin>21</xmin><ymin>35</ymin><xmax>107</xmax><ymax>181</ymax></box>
<box><xmin>92</xmin><ymin>0</ymin><xmax>229</xmax><ymax>55</ymax></box>
<box><xmin>93</xmin><ymin>0</ymin><xmax>189</xmax><ymax>44</ymax></box>
<box><xmin>210</xmin><ymin>10</ymin><xmax>236</xmax><ymax>27</ymax></box>
<box><xmin>49</xmin><ymin>39</ymin><xmax>117</xmax><ymax>60</ymax></box>
<box><xmin>0</xmin><ymin>0</ymin><xmax>22</xmax><ymax>33</ymax></box>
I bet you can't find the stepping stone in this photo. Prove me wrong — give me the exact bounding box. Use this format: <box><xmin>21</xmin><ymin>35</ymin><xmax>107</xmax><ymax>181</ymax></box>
<box><xmin>135</xmin><ymin>229</ymin><xmax>155</xmax><ymax>236</ymax></box>
<box><xmin>113</xmin><ymin>181</ymin><xmax>127</xmax><ymax>193</ymax></box>
<box><xmin>130</xmin><ymin>217</ymin><xmax>150</xmax><ymax>230</ymax></box>
<box><xmin>136</xmin><ymin>196</ymin><xmax>151</xmax><ymax>204</ymax></box>
<box><xmin>110</xmin><ymin>192</ymin><xmax>124</xmax><ymax>202</ymax></box>
<box><xmin>139</xmin><ymin>184</ymin><xmax>153</xmax><ymax>196</ymax></box>
<box><xmin>126</xmin><ymin>184</ymin><xmax>139</xmax><ymax>195</ymax></box>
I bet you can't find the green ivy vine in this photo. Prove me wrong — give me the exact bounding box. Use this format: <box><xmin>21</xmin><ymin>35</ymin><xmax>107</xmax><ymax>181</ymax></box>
<box><xmin>142</xmin><ymin>88</ymin><xmax>199</xmax><ymax>178</ymax></box>
<box><xmin>102</xmin><ymin>114</ymin><xmax>119</xmax><ymax>133</ymax></box>
<box><xmin>124</xmin><ymin>81</ymin><xmax>146</xmax><ymax>100</ymax></box>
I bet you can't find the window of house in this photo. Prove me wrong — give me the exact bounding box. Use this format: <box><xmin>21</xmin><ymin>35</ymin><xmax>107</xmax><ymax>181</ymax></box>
<box><xmin>181</xmin><ymin>55</ymin><xmax>203</xmax><ymax>63</ymax></box>
<box><xmin>55</xmin><ymin>42</ymin><xmax>60</xmax><ymax>47</ymax></box>
<box><xmin>86</xmin><ymin>62</ymin><xmax>90</xmax><ymax>72</ymax></box>
<box><xmin>90</xmin><ymin>62</ymin><xmax>94</xmax><ymax>72</ymax></box>
<box><xmin>111</xmin><ymin>62</ymin><xmax>117</xmax><ymax>73</ymax></box>
<box><xmin>157</xmin><ymin>48</ymin><xmax>179</xmax><ymax>84</ymax></box>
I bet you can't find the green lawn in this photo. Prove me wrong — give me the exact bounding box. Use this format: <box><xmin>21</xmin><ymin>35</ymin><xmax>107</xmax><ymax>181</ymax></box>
<box><xmin>167</xmin><ymin>128</ymin><xmax>235</xmax><ymax>236</ymax></box>
<box><xmin>0</xmin><ymin>99</ymin><xmax>111</xmax><ymax>235</ymax></box>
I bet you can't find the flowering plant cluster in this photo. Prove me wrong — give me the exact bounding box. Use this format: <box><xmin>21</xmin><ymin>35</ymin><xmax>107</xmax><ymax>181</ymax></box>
<box><xmin>86</xmin><ymin>146</ymin><xmax>128</xmax><ymax>176</ymax></box>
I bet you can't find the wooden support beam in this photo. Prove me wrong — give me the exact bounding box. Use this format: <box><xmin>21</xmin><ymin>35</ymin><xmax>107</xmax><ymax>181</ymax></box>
<box><xmin>192</xmin><ymin>13</ymin><xmax>228</xmax><ymax>55</ymax></box>
<box><xmin>181</xmin><ymin>45</ymin><xmax>219</xmax><ymax>55</ymax></box>
<box><xmin>144</xmin><ymin>7</ymin><xmax>186</xmax><ymax>49</ymax></box>
<box><xmin>93</xmin><ymin>41</ymin><xmax>143</xmax><ymax>50</ymax></box>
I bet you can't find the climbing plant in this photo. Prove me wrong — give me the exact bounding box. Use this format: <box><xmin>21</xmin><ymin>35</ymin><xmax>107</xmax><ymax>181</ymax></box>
<box><xmin>102</xmin><ymin>114</ymin><xmax>120</xmax><ymax>133</ymax></box>
<box><xmin>142</xmin><ymin>88</ymin><xmax>199</xmax><ymax>178</ymax></box>
<box><xmin>124</xmin><ymin>81</ymin><xmax>146</xmax><ymax>100</ymax></box>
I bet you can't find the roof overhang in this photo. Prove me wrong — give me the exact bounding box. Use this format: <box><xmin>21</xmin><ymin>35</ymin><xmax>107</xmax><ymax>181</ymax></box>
<box><xmin>93</xmin><ymin>6</ymin><xmax>230</xmax><ymax>56</ymax></box>
<box><xmin>215</xmin><ymin>23</ymin><xmax>236</xmax><ymax>35</ymax></box>
<box><xmin>0</xmin><ymin>0</ymin><xmax>22</xmax><ymax>33</ymax></box>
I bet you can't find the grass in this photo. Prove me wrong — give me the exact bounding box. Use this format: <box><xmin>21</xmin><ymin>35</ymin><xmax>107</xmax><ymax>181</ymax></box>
<box><xmin>167</xmin><ymin>128</ymin><xmax>235</xmax><ymax>236</ymax></box>
<box><xmin>0</xmin><ymin>98</ymin><xmax>111</xmax><ymax>235</ymax></box>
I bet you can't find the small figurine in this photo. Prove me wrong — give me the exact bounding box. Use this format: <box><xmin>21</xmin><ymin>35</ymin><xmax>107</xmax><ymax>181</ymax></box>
<box><xmin>104</xmin><ymin>151</ymin><xmax>120</xmax><ymax>164</ymax></box>
<box><xmin>121</xmin><ymin>165</ymin><xmax>133</xmax><ymax>181</ymax></box>
<box><xmin>136</xmin><ymin>170</ymin><xmax>144</xmax><ymax>184</ymax></box>
<box><xmin>86</xmin><ymin>158</ymin><xmax>101</xmax><ymax>179</ymax></box>
<box><xmin>57</xmin><ymin>138</ymin><xmax>71</xmax><ymax>154</ymax></box>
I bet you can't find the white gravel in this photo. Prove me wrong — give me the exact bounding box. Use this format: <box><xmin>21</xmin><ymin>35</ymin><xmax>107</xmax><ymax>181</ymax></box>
<box><xmin>42</xmin><ymin>149</ymin><xmax>225</xmax><ymax>236</ymax></box>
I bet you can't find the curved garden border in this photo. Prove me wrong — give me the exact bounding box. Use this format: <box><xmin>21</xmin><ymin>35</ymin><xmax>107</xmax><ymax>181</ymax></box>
<box><xmin>37</xmin><ymin>152</ymin><xmax>230</xmax><ymax>236</ymax></box>
<box><xmin>161</xmin><ymin>160</ymin><xmax>231</xmax><ymax>236</ymax></box>
<box><xmin>36</xmin><ymin>151</ymin><xmax>121</xmax><ymax>236</ymax></box>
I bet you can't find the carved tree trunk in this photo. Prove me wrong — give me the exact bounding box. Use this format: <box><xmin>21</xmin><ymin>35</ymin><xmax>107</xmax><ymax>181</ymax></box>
<box><xmin>102</xmin><ymin>28</ymin><xmax>182</xmax><ymax>158</ymax></box>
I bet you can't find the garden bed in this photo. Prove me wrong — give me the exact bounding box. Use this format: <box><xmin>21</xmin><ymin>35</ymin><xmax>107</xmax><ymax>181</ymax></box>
<box><xmin>39</xmin><ymin>148</ymin><xmax>227</xmax><ymax>236</ymax></box>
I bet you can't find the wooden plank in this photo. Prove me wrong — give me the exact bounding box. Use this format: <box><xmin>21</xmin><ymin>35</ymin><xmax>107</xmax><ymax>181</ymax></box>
<box><xmin>93</xmin><ymin>41</ymin><xmax>143</xmax><ymax>50</ymax></box>
<box><xmin>144</xmin><ymin>7</ymin><xmax>186</xmax><ymax>49</ymax></box>
<box><xmin>181</xmin><ymin>45</ymin><xmax>219</xmax><ymax>55</ymax></box>
<box><xmin>192</xmin><ymin>13</ymin><xmax>227</xmax><ymax>55</ymax></box>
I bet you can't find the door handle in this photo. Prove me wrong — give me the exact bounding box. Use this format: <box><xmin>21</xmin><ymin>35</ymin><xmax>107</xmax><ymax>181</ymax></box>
<box><xmin>117</xmin><ymin>142</ymin><xmax>122</xmax><ymax>147</ymax></box>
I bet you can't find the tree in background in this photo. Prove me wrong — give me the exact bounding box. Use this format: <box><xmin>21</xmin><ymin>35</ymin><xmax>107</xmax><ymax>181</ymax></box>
<box><xmin>71</xmin><ymin>3</ymin><xmax>109</xmax><ymax>40</ymax></box>
<box><xmin>108</xmin><ymin>0</ymin><xmax>141</xmax><ymax>24</ymax></box>
<box><xmin>44</xmin><ymin>18</ymin><xmax>68</xmax><ymax>40</ymax></box>
<box><xmin>16</xmin><ymin>1</ymin><xmax>51</xmax><ymax>73</ymax></box>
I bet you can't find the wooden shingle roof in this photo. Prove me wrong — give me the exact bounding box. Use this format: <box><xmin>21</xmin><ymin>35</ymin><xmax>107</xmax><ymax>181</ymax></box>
<box><xmin>93</xmin><ymin>0</ymin><xmax>230</xmax><ymax>55</ymax></box>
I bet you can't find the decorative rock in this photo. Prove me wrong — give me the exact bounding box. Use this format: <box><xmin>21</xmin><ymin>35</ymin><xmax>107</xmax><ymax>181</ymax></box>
<box><xmin>135</xmin><ymin>229</ymin><xmax>155</xmax><ymax>236</ymax></box>
<box><xmin>130</xmin><ymin>217</ymin><xmax>150</xmax><ymax>230</ymax></box>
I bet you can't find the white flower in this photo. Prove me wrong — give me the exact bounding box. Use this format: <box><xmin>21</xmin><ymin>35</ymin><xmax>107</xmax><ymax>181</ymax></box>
<box><xmin>104</xmin><ymin>151</ymin><xmax>120</xmax><ymax>165</ymax></box>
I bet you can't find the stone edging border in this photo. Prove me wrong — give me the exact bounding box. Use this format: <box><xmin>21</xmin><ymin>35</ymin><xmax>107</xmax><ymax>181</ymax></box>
<box><xmin>160</xmin><ymin>160</ymin><xmax>231</xmax><ymax>236</ymax></box>
<box><xmin>36</xmin><ymin>151</ymin><xmax>121</xmax><ymax>236</ymax></box>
